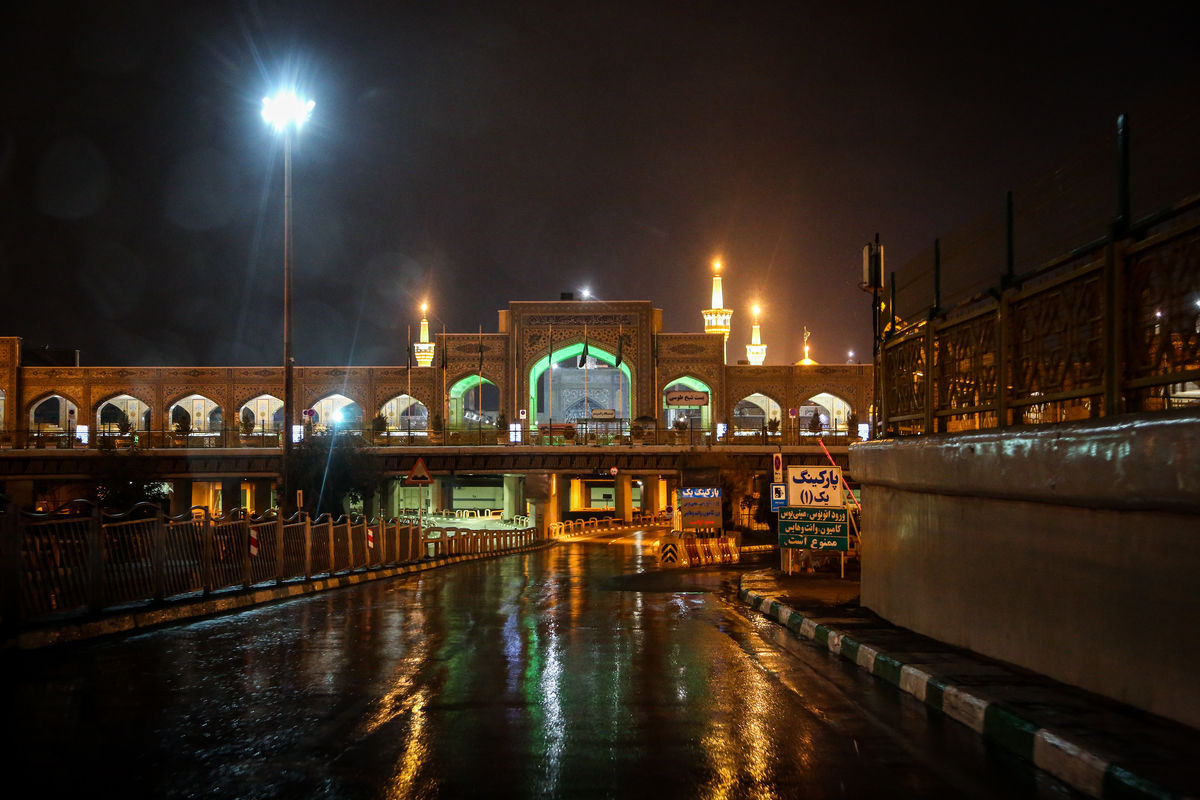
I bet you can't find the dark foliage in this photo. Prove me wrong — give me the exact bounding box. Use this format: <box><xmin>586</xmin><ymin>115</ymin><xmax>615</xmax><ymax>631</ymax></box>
<box><xmin>92</xmin><ymin>445</ymin><xmax>170</xmax><ymax>512</ymax></box>
<box><xmin>289</xmin><ymin>433</ymin><xmax>385</xmax><ymax>518</ymax></box>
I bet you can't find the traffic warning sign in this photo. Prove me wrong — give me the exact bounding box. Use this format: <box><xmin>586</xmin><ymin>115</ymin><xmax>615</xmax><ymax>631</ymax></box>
<box><xmin>407</xmin><ymin>456</ymin><xmax>433</xmax><ymax>485</ymax></box>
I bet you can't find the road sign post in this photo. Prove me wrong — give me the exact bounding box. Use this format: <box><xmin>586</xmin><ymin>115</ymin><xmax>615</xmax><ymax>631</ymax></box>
<box><xmin>407</xmin><ymin>457</ymin><xmax>434</xmax><ymax>553</ymax></box>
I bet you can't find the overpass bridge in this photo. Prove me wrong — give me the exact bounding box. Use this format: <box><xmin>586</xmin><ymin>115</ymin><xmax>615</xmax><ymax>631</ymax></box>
<box><xmin>0</xmin><ymin>441</ymin><xmax>854</xmax><ymax>528</ymax></box>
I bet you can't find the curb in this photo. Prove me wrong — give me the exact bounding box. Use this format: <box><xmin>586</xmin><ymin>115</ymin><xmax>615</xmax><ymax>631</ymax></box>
<box><xmin>738</xmin><ymin>577</ymin><xmax>1184</xmax><ymax>800</ymax></box>
<box><xmin>6</xmin><ymin>540</ymin><xmax>553</xmax><ymax>652</ymax></box>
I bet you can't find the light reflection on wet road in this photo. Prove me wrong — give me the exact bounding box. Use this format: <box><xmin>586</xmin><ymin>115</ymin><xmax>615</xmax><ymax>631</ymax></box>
<box><xmin>1</xmin><ymin>538</ymin><xmax>1079</xmax><ymax>799</ymax></box>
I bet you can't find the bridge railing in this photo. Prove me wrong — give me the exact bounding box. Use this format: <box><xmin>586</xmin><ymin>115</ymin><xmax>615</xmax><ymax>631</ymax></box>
<box><xmin>0</xmin><ymin>494</ymin><xmax>543</xmax><ymax>631</ymax></box>
<box><xmin>0</xmin><ymin>423</ymin><xmax>862</xmax><ymax>451</ymax></box>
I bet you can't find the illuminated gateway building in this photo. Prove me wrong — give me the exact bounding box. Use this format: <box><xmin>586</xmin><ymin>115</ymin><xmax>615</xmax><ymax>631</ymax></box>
<box><xmin>0</xmin><ymin>277</ymin><xmax>871</xmax><ymax>454</ymax></box>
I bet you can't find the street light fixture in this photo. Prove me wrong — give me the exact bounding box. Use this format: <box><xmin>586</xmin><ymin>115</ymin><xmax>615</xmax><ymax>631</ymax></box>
<box><xmin>262</xmin><ymin>90</ymin><xmax>314</xmax><ymax>517</ymax></box>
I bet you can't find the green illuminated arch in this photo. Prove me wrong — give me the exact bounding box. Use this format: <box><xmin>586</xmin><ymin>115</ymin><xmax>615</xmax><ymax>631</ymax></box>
<box><xmin>448</xmin><ymin>376</ymin><xmax>498</xmax><ymax>427</ymax></box>
<box><xmin>529</xmin><ymin>343</ymin><xmax>633</xmax><ymax>422</ymax></box>
<box><xmin>662</xmin><ymin>375</ymin><xmax>713</xmax><ymax>428</ymax></box>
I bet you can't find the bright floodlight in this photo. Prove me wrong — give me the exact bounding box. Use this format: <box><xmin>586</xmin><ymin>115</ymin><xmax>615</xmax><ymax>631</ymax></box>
<box><xmin>262</xmin><ymin>92</ymin><xmax>315</xmax><ymax>131</ymax></box>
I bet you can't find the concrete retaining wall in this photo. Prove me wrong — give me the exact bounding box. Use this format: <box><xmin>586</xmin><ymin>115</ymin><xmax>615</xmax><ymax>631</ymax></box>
<box><xmin>850</xmin><ymin>409</ymin><xmax>1200</xmax><ymax>730</ymax></box>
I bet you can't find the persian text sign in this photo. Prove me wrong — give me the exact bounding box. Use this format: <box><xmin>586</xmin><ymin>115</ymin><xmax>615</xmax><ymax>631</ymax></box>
<box><xmin>777</xmin><ymin>506</ymin><xmax>850</xmax><ymax>550</ymax></box>
<box><xmin>664</xmin><ymin>390</ymin><xmax>709</xmax><ymax>406</ymax></box>
<box><xmin>786</xmin><ymin>466</ymin><xmax>843</xmax><ymax>507</ymax></box>
<box><xmin>679</xmin><ymin>487</ymin><xmax>721</xmax><ymax>527</ymax></box>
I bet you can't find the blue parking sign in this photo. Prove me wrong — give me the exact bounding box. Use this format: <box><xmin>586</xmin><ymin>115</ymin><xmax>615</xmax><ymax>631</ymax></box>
<box><xmin>770</xmin><ymin>482</ymin><xmax>787</xmax><ymax>510</ymax></box>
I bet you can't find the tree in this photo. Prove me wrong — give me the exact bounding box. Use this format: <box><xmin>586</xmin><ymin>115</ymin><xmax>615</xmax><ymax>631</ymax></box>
<box><xmin>92</xmin><ymin>444</ymin><xmax>170</xmax><ymax>513</ymax></box>
<box><xmin>288</xmin><ymin>433</ymin><xmax>385</xmax><ymax>518</ymax></box>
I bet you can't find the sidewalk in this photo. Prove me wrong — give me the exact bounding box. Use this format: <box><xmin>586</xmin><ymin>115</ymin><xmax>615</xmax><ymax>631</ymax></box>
<box><xmin>739</xmin><ymin>567</ymin><xmax>1200</xmax><ymax>800</ymax></box>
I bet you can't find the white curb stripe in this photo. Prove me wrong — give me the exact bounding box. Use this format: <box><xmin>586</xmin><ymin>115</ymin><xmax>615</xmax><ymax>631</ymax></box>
<box><xmin>899</xmin><ymin>665</ymin><xmax>933</xmax><ymax>703</ymax></box>
<box><xmin>943</xmin><ymin>686</ymin><xmax>989</xmax><ymax>733</ymax></box>
<box><xmin>827</xmin><ymin>630</ymin><xmax>843</xmax><ymax>654</ymax></box>
<box><xmin>1033</xmin><ymin>729</ymin><xmax>1109</xmax><ymax>799</ymax></box>
<box><xmin>856</xmin><ymin>644</ymin><xmax>878</xmax><ymax>673</ymax></box>
<box><xmin>800</xmin><ymin>618</ymin><xmax>817</xmax><ymax>639</ymax></box>
<box><xmin>775</xmin><ymin>603</ymin><xmax>795</xmax><ymax>623</ymax></box>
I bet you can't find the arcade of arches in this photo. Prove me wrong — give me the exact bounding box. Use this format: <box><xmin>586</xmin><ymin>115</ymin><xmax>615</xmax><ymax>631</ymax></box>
<box><xmin>1</xmin><ymin>300</ymin><xmax>872</xmax><ymax>443</ymax></box>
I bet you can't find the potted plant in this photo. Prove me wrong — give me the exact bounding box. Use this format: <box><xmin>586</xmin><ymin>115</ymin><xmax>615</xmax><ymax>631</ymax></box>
<box><xmin>673</xmin><ymin>416</ymin><xmax>689</xmax><ymax>443</ymax></box>
<box><xmin>768</xmin><ymin>417</ymin><xmax>781</xmax><ymax>435</ymax></box>
<box><xmin>239</xmin><ymin>410</ymin><xmax>257</xmax><ymax>441</ymax></box>
<box><xmin>807</xmin><ymin>411</ymin><xmax>822</xmax><ymax>436</ymax></box>
<box><xmin>562</xmin><ymin>423</ymin><xmax>576</xmax><ymax>443</ymax></box>
<box><xmin>495</xmin><ymin>413</ymin><xmax>508</xmax><ymax>444</ymax></box>
<box><xmin>116</xmin><ymin>413</ymin><xmax>134</xmax><ymax>447</ymax></box>
<box><xmin>371</xmin><ymin>412</ymin><xmax>388</xmax><ymax>444</ymax></box>
<box><xmin>173</xmin><ymin>417</ymin><xmax>193</xmax><ymax>446</ymax></box>
<box><xmin>628</xmin><ymin>422</ymin><xmax>643</xmax><ymax>445</ymax></box>
<box><xmin>845</xmin><ymin>411</ymin><xmax>859</xmax><ymax>440</ymax></box>
<box><xmin>430</xmin><ymin>414</ymin><xmax>444</xmax><ymax>444</ymax></box>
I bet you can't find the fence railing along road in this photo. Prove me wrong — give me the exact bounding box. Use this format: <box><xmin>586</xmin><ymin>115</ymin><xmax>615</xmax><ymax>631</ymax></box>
<box><xmin>0</xmin><ymin>497</ymin><xmax>538</xmax><ymax>632</ymax></box>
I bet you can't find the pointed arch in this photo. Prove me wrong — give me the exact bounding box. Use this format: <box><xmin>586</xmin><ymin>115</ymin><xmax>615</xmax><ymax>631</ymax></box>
<box><xmin>661</xmin><ymin>375</ymin><xmax>712</xmax><ymax>428</ymax></box>
<box><xmin>798</xmin><ymin>390</ymin><xmax>854</xmax><ymax>434</ymax></box>
<box><xmin>529</xmin><ymin>342</ymin><xmax>632</xmax><ymax>425</ymax></box>
<box><xmin>378</xmin><ymin>394</ymin><xmax>429</xmax><ymax>433</ymax></box>
<box><xmin>95</xmin><ymin>393</ymin><xmax>152</xmax><ymax>433</ymax></box>
<box><xmin>448</xmin><ymin>376</ymin><xmax>499</xmax><ymax>427</ymax></box>
<box><xmin>167</xmin><ymin>393</ymin><xmax>223</xmax><ymax>433</ymax></box>
<box><xmin>308</xmin><ymin>393</ymin><xmax>363</xmax><ymax>431</ymax></box>
<box><xmin>28</xmin><ymin>393</ymin><xmax>81</xmax><ymax>433</ymax></box>
<box><xmin>237</xmin><ymin>394</ymin><xmax>284</xmax><ymax>434</ymax></box>
<box><xmin>732</xmin><ymin>392</ymin><xmax>783</xmax><ymax>434</ymax></box>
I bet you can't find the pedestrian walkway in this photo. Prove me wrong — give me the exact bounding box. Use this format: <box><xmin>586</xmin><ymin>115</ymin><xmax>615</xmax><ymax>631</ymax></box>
<box><xmin>739</xmin><ymin>568</ymin><xmax>1200</xmax><ymax>800</ymax></box>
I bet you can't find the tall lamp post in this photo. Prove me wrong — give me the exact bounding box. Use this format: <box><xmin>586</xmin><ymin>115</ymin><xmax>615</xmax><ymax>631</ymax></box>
<box><xmin>262</xmin><ymin>91</ymin><xmax>314</xmax><ymax>516</ymax></box>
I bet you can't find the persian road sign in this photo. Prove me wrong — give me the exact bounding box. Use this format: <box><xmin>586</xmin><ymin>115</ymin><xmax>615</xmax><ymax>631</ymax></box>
<box><xmin>664</xmin><ymin>390</ymin><xmax>709</xmax><ymax>406</ymax></box>
<box><xmin>786</xmin><ymin>466</ymin><xmax>843</xmax><ymax>507</ymax></box>
<box><xmin>679</xmin><ymin>487</ymin><xmax>721</xmax><ymax>527</ymax></box>
<box><xmin>777</xmin><ymin>506</ymin><xmax>850</xmax><ymax>550</ymax></box>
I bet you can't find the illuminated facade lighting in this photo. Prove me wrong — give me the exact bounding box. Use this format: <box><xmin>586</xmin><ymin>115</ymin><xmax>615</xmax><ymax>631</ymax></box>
<box><xmin>414</xmin><ymin>302</ymin><xmax>435</xmax><ymax>367</ymax></box>
<box><xmin>746</xmin><ymin>304</ymin><xmax>766</xmax><ymax>366</ymax></box>
<box><xmin>702</xmin><ymin>258</ymin><xmax>733</xmax><ymax>364</ymax></box>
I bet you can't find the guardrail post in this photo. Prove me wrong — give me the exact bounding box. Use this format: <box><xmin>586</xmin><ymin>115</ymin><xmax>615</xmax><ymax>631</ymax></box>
<box><xmin>328</xmin><ymin>520</ymin><xmax>336</xmax><ymax>576</ymax></box>
<box><xmin>241</xmin><ymin>512</ymin><xmax>252</xmax><ymax>591</ymax></box>
<box><xmin>303</xmin><ymin>514</ymin><xmax>312</xmax><ymax>580</ymax></box>
<box><xmin>201</xmin><ymin>510</ymin><xmax>214</xmax><ymax>596</ymax></box>
<box><xmin>152</xmin><ymin>505</ymin><xmax>166</xmax><ymax>602</ymax></box>
<box><xmin>996</xmin><ymin>288</ymin><xmax>1010</xmax><ymax>428</ymax></box>
<box><xmin>274</xmin><ymin>514</ymin><xmax>285</xmax><ymax>584</ymax></box>
<box><xmin>1</xmin><ymin>495</ymin><xmax>19</xmax><ymax>628</ymax></box>
<box><xmin>87</xmin><ymin>502</ymin><xmax>104</xmax><ymax>613</ymax></box>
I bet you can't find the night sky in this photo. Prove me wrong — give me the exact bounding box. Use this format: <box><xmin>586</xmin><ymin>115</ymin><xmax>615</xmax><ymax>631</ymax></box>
<box><xmin>3</xmin><ymin>2</ymin><xmax>1198</xmax><ymax>367</ymax></box>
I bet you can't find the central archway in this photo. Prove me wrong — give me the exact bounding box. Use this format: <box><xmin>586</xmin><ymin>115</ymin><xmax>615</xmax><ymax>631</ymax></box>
<box><xmin>448</xmin><ymin>376</ymin><xmax>499</xmax><ymax>428</ymax></box>
<box><xmin>529</xmin><ymin>343</ymin><xmax>632</xmax><ymax>425</ymax></box>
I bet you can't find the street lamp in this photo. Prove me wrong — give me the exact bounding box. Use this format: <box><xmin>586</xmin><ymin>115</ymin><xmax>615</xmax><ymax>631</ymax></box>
<box><xmin>262</xmin><ymin>90</ymin><xmax>314</xmax><ymax>517</ymax></box>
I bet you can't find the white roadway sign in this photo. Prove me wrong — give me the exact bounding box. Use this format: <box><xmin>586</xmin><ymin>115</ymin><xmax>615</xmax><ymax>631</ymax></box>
<box><xmin>786</xmin><ymin>465</ymin><xmax>843</xmax><ymax>507</ymax></box>
<box><xmin>664</xmin><ymin>390</ymin><xmax>709</xmax><ymax>406</ymax></box>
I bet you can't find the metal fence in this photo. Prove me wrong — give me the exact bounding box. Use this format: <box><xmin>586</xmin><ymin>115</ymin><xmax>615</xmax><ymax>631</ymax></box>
<box><xmin>0</xmin><ymin>495</ymin><xmax>539</xmax><ymax>630</ymax></box>
<box><xmin>888</xmin><ymin>98</ymin><xmax>1200</xmax><ymax>324</ymax></box>
<box><xmin>877</xmin><ymin>103</ymin><xmax>1200</xmax><ymax>434</ymax></box>
<box><xmin>878</xmin><ymin>193</ymin><xmax>1200</xmax><ymax>434</ymax></box>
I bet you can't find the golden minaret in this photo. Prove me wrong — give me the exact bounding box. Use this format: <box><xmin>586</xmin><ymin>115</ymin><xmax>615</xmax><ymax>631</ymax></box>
<box><xmin>702</xmin><ymin>259</ymin><xmax>733</xmax><ymax>364</ymax></box>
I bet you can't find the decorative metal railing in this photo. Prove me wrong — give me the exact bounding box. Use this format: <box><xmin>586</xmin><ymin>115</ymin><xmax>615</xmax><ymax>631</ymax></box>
<box><xmin>876</xmin><ymin>109</ymin><xmax>1200</xmax><ymax>435</ymax></box>
<box><xmin>0</xmin><ymin>495</ymin><xmax>539</xmax><ymax>630</ymax></box>
<box><xmin>1</xmin><ymin>424</ymin><xmax>861</xmax><ymax>450</ymax></box>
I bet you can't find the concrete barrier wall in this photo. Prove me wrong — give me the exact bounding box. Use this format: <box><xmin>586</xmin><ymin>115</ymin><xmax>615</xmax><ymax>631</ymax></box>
<box><xmin>850</xmin><ymin>409</ymin><xmax>1200</xmax><ymax>730</ymax></box>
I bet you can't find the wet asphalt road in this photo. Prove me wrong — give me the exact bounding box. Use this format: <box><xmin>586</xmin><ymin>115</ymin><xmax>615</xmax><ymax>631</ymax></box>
<box><xmin>2</xmin><ymin>534</ymin><xmax>1081</xmax><ymax>799</ymax></box>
